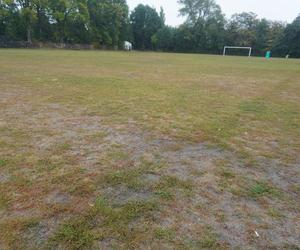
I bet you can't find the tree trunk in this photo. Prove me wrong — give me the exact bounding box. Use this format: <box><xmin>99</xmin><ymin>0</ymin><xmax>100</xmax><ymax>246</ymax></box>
<box><xmin>60</xmin><ymin>30</ymin><xmax>64</xmax><ymax>43</ymax></box>
<box><xmin>27</xmin><ymin>26</ymin><xmax>32</xmax><ymax>44</ymax></box>
<box><xmin>37</xmin><ymin>5</ymin><xmax>42</xmax><ymax>40</ymax></box>
<box><xmin>60</xmin><ymin>18</ymin><xmax>66</xmax><ymax>43</ymax></box>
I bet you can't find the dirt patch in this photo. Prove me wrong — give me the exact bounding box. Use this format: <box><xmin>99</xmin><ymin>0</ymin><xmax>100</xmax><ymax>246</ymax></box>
<box><xmin>141</xmin><ymin>173</ymin><xmax>161</xmax><ymax>184</ymax></box>
<box><xmin>102</xmin><ymin>186</ymin><xmax>153</xmax><ymax>206</ymax></box>
<box><xmin>0</xmin><ymin>174</ymin><xmax>9</xmax><ymax>183</ymax></box>
<box><xmin>161</xmin><ymin>143</ymin><xmax>224</xmax><ymax>180</ymax></box>
<box><xmin>45</xmin><ymin>192</ymin><xmax>71</xmax><ymax>205</ymax></box>
<box><xmin>24</xmin><ymin>222</ymin><xmax>51</xmax><ymax>248</ymax></box>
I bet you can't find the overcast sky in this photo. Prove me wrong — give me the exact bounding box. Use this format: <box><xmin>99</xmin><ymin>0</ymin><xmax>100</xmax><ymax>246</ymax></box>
<box><xmin>127</xmin><ymin>0</ymin><xmax>300</xmax><ymax>26</ymax></box>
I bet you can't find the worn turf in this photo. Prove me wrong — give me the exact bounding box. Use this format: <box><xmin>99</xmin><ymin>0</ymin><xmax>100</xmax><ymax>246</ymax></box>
<box><xmin>0</xmin><ymin>49</ymin><xmax>299</xmax><ymax>249</ymax></box>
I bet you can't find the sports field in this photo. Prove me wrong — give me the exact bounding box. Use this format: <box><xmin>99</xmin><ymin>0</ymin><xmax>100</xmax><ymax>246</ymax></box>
<box><xmin>0</xmin><ymin>49</ymin><xmax>299</xmax><ymax>249</ymax></box>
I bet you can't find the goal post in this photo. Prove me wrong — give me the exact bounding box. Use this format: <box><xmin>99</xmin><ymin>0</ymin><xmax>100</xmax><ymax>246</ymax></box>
<box><xmin>223</xmin><ymin>46</ymin><xmax>252</xmax><ymax>57</ymax></box>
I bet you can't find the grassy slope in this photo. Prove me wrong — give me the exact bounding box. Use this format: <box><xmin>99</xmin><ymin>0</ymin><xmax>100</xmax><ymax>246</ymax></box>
<box><xmin>0</xmin><ymin>49</ymin><xmax>299</xmax><ymax>249</ymax></box>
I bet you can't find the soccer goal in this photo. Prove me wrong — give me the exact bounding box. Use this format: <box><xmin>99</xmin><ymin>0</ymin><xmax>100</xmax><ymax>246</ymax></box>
<box><xmin>223</xmin><ymin>46</ymin><xmax>252</xmax><ymax>57</ymax></box>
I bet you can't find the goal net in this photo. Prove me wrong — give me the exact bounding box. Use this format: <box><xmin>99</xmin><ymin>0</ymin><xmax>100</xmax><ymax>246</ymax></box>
<box><xmin>223</xmin><ymin>46</ymin><xmax>252</xmax><ymax>57</ymax></box>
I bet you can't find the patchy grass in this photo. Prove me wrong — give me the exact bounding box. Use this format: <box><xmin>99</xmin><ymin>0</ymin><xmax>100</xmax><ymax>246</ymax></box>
<box><xmin>0</xmin><ymin>192</ymin><xmax>10</xmax><ymax>210</ymax></box>
<box><xmin>50</xmin><ymin>217</ymin><xmax>95</xmax><ymax>249</ymax></box>
<box><xmin>154</xmin><ymin>227</ymin><xmax>175</xmax><ymax>241</ymax></box>
<box><xmin>102</xmin><ymin>167</ymin><xmax>144</xmax><ymax>190</ymax></box>
<box><xmin>186</xmin><ymin>226</ymin><xmax>220</xmax><ymax>249</ymax></box>
<box><xmin>0</xmin><ymin>49</ymin><xmax>299</xmax><ymax>248</ymax></box>
<box><xmin>0</xmin><ymin>159</ymin><xmax>8</xmax><ymax>167</ymax></box>
<box><xmin>50</xmin><ymin>197</ymin><xmax>158</xmax><ymax>248</ymax></box>
<box><xmin>267</xmin><ymin>208</ymin><xmax>284</xmax><ymax>219</ymax></box>
<box><xmin>93</xmin><ymin>196</ymin><xmax>158</xmax><ymax>229</ymax></box>
<box><xmin>0</xmin><ymin>217</ymin><xmax>40</xmax><ymax>249</ymax></box>
<box><xmin>154</xmin><ymin>175</ymin><xmax>193</xmax><ymax>198</ymax></box>
<box><xmin>249</xmin><ymin>182</ymin><xmax>281</xmax><ymax>199</ymax></box>
<box><xmin>101</xmin><ymin>161</ymin><xmax>163</xmax><ymax>190</ymax></box>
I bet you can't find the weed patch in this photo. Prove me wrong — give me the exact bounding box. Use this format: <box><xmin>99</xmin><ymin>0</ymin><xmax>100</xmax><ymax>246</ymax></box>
<box><xmin>50</xmin><ymin>217</ymin><xmax>94</xmax><ymax>249</ymax></box>
<box><xmin>249</xmin><ymin>182</ymin><xmax>281</xmax><ymax>199</ymax></box>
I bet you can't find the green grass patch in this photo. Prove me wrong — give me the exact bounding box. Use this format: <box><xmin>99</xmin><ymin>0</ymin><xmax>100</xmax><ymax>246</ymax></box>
<box><xmin>94</xmin><ymin>197</ymin><xmax>157</xmax><ymax>222</ymax></box>
<box><xmin>0</xmin><ymin>159</ymin><xmax>8</xmax><ymax>167</ymax></box>
<box><xmin>154</xmin><ymin>176</ymin><xmax>193</xmax><ymax>199</ymax></box>
<box><xmin>50</xmin><ymin>197</ymin><xmax>159</xmax><ymax>247</ymax></box>
<box><xmin>50</xmin><ymin>217</ymin><xmax>95</xmax><ymax>249</ymax></box>
<box><xmin>0</xmin><ymin>192</ymin><xmax>10</xmax><ymax>210</ymax></box>
<box><xmin>186</xmin><ymin>226</ymin><xmax>220</xmax><ymax>249</ymax></box>
<box><xmin>240</xmin><ymin>100</ymin><xmax>268</xmax><ymax>114</ymax></box>
<box><xmin>101</xmin><ymin>161</ymin><xmax>164</xmax><ymax>190</ymax></box>
<box><xmin>154</xmin><ymin>227</ymin><xmax>175</xmax><ymax>241</ymax></box>
<box><xmin>249</xmin><ymin>182</ymin><xmax>280</xmax><ymax>198</ymax></box>
<box><xmin>154</xmin><ymin>190</ymin><xmax>174</xmax><ymax>200</ymax></box>
<box><xmin>103</xmin><ymin>169</ymin><xmax>142</xmax><ymax>189</ymax></box>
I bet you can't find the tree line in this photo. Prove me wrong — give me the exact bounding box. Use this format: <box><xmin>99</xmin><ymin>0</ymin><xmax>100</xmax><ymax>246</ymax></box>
<box><xmin>0</xmin><ymin>0</ymin><xmax>299</xmax><ymax>57</ymax></box>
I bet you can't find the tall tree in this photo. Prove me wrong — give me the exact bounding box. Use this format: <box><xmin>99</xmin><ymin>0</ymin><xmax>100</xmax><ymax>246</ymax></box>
<box><xmin>178</xmin><ymin>0</ymin><xmax>222</xmax><ymax>23</ymax></box>
<box><xmin>268</xmin><ymin>21</ymin><xmax>285</xmax><ymax>56</ymax></box>
<box><xmin>159</xmin><ymin>6</ymin><xmax>165</xmax><ymax>26</ymax></box>
<box><xmin>130</xmin><ymin>4</ymin><xmax>162</xmax><ymax>50</ymax></box>
<box><xmin>66</xmin><ymin>0</ymin><xmax>89</xmax><ymax>43</ymax></box>
<box><xmin>0</xmin><ymin>0</ymin><xmax>23</xmax><ymax>41</ymax></box>
<box><xmin>88</xmin><ymin>0</ymin><xmax>128</xmax><ymax>48</ymax></box>
<box><xmin>151</xmin><ymin>26</ymin><xmax>175</xmax><ymax>51</ymax></box>
<box><xmin>16</xmin><ymin>0</ymin><xmax>37</xmax><ymax>43</ymax></box>
<box><xmin>34</xmin><ymin>0</ymin><xmax>51</xmax><ymax>41</ymax></box>
<box><xmin>282</xmin><ymin>15</ymin><xmax>300</xmax><ymax>57</ymax></box>
<box><xmin>226</xmin><ymin>12</ymin><xmax>258</xmax><ymax>48</ymax></box>
<box><xmin>178</xmin><ymin>0</ymin><xmax>225</xmax><ymax>53</ymax></box>
<box><xmin>255</xmin><ymin>18</ymin><xmax>270</xmax><ymax>55</ymax></box>
<box><xmin>0</xmin><ymin>0</ymin><xmax>8</xmax><ymax>37</ymax></box>
<box><xmin>49</xmin><ymin>0</ymin><xmax>89</xmax><ymax>43</ymax></box>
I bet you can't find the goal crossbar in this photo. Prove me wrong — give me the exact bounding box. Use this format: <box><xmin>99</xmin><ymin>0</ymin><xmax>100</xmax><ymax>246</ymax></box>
<box><xmin>223</xmin><ymin>46</ymin><xmax>252</xmax><ymax>57</ymax></box>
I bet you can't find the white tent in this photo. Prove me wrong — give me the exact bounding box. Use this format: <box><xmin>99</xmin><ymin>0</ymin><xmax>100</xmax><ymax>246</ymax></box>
<box><xmin>124</xmin><ymin>41</ymin><xmax>133</xmax><ymax>51</ymax></box>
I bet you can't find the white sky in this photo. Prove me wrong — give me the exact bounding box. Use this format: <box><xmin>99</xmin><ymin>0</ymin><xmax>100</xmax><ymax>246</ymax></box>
<box><xmin>127</xmin><ymin>0</ymin><xmax>300</xmax><ymax>26</ymax></box>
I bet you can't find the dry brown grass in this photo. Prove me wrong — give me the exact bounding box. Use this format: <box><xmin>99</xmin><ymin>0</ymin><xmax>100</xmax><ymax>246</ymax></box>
<box><xmin>0</xmin><ymin>49</ymin><xmax>299</xmax><ymax>249</ymax></box>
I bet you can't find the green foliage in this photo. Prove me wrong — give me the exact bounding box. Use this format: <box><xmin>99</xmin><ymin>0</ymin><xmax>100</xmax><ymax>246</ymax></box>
<box><xmin>282</xmin><ymin>15</ymin><xmax>300</xmax><ymax>57</ymax></box>
<box><xmin>88</xmin><ymin>0</ymin><xmax>129</xmax><ymax>48</ymax></box>
<box><xmin>178</xmin><ymin>0</ymin><xmax>222</xmax><ymax>23</ymax></box>
<box><xmin>177</xmin><ymin>0</ymin><xmax>225</xmax><ymax>53</ymax></box>
<box><xmin>152</xmin><ymin>26</ymin><xmax>176</xmax><ymax>51</ymax></box>
<box><xmin>0</xmin><ymin>0</ymin><xmax>299</xmax><ymax>56</ymax></box>
<box><xmin>130</xmin><ymin>4</ymin><xmax>163</xmax><ymax>50</ymax></box>
<box><xmin>0</xmin><ymin>0</ymin><xmax>128</xmax><ymax>46</ymax></box>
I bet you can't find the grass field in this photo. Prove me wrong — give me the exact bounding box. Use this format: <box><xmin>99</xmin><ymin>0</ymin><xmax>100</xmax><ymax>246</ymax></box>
<box><xmin>0</xmin><ymin>49</ymin><xmax>300</xmax><ymax>249</ymax></box>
